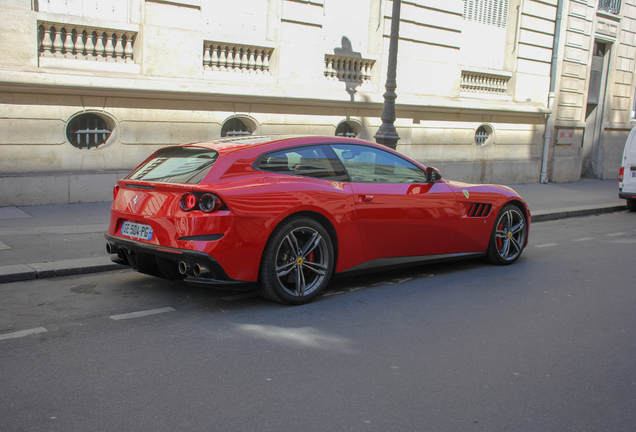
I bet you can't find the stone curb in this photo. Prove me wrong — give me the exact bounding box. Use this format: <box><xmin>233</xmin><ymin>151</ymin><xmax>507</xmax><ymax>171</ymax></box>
<box><xmin>0</xmin><ymin>256</ymin><xmax>124</xmax><ymax>284</ymax></box>
<box><xmin>531</xmin><ymin>204</ymin><xmax>627</xmax><ymax>222</ymax></box>
<box><xmin>0</xmin><ymin>205</ymin><xmax>629</xmax><ymax>284</ymax></box>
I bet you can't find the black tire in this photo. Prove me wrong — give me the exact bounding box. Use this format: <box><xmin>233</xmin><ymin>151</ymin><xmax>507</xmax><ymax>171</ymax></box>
<box><xmin>486</xmin><ymin>204</ymin><xmax>527</xmax><ymax>265</ymax></box>
<box><xmin>627</xmin><ymin>199</ymin><xmax>636</xmax><ymax>212</ymax></box>
<box><xmin>257</xmin><ymin>216</ymin><xmax>334</xmax><ymax>305</ymax></box>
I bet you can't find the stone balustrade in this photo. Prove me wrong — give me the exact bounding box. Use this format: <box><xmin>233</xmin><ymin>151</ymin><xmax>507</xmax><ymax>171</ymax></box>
<box><xmin>203</xmin><ymin>43</ymin><xmax>272</xmax><ymax>74</ymax></box>
<box><xmin>38</xmin><ymin>22</ymin><xmax>136</xmax><ymax>62</ymax></box>
<box><xmin>324</xmin><ymin>55</ymin><xmax>375</xmax><ymax>84</ymax></box>
<box><xmin>461</xmin><ymin>70</ymin><xmax>511</xmax><ymax>96</ymax></box>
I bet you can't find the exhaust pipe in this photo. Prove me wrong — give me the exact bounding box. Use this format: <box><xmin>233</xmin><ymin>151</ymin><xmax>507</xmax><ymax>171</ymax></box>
<box><xmin>178</xmin><ymin>261</ymin><xmax>191</xmax><ymax>275</ymax></box>
<box><xmin>106</xmin><ymin>243</ymin><xmax>115</xmax><ymax>254</ymax></box>
<box><xmin>193</xmin><ymin>263</ymin><xmax>209</xmax><ymax>277</ymax></box>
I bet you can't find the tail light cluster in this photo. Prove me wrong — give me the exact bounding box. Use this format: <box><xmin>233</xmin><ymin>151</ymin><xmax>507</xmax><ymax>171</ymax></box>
<box><xmin>113</xmin><ymin>185</ymin><xmax>120</xmax><ymax>200</ymax></box>
<box><xmin>619</xmin><ymin>167</ymin><xmax>624</xmax><ymax>182</ymax></box>
<box><xmin>180</xmin><ymin>192</ymin><xmax>224</xmax><ymax>213</ymax></box>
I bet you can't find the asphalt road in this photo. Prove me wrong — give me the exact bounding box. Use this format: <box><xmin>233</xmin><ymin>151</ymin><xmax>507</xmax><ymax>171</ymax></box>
<box><xmin>1</xmin><ymin>212</ymin><xmax>635</xmax><ymax>432</ymax></box>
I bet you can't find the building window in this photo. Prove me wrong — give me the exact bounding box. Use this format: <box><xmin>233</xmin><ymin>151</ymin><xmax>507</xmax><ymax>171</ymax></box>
<box><xmin>460</xmin><ymin>0</ymin><xmax>509</xmax><ymax>71</ymax></box>
<box><xmin>598</xmin><ymin>0</ymin><xmax>621</xmax><ymax>15</ymax></box>
<box><xmin>475</xmin><ymin>125</ymin><xmax>493</xmax><ymax>146</ymax></box>
<box><xmin>221</xmin><ymin>118</ymin><xmax>252</xmax><ymax>137</ymax></box>
<box><xmin>463</xmin><ymin>0</ymin><xmax>509</xmax><ymax>28</ymax></box>
<box><xmin>36</xmin><ymin>0</ymin><xmax>129</xmax><ymax>23</ymax></box>
<box><xmin>66</xmin><ymin>113</ymin><xmax>113</xmax><ymax>150</ymax></box>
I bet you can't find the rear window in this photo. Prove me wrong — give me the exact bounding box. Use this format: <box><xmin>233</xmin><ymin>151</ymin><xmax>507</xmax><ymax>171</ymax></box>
<box><xmin>127</xmin><ymin>147</ymin><xmax>218</xmax><ymax>184</ymax></box>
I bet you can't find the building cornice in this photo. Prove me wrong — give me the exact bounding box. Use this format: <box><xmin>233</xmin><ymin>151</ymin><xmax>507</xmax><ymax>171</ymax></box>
<box><xmin>0</xmin><ymin>67</ymin><xmax>550</xmax><ymax>116</ymax></box>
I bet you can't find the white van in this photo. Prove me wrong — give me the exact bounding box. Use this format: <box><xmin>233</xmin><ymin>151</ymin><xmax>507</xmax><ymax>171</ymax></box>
<box><xmin>620</xmin><ymin>127</ymin><xmax>636</xmax><ymax>212</ymax></box>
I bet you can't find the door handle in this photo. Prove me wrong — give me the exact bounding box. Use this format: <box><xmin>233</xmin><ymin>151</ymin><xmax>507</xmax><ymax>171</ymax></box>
<box><xmin>358</xmin><ymin>195</ymin><xmax>374</xmax><ymax>203</ymax></box>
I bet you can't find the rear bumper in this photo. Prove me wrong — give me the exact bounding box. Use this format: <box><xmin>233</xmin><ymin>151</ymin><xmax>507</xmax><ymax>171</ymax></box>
<box><xmin>104</xmin><ymin>233</ymin><xmax>250</xmax><ymax>286</ymax></box>
<box><xmin>619</xmin><ymin>191</ymin><xmax>636</xmax><ymax>200</ymax></box>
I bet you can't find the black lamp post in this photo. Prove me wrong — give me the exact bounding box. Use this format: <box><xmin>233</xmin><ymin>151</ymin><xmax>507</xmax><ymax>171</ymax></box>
<box><xmin>374</xmin><ymin>0</ymin><xmax>401</xmax><ymax>150</ymax></box>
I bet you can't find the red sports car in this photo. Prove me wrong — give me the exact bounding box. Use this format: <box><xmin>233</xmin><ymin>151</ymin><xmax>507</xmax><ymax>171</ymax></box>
<box><xmin>105</xmin><ymin>136</ymin><xmax>530</xmax><ymax>304</ymax></box>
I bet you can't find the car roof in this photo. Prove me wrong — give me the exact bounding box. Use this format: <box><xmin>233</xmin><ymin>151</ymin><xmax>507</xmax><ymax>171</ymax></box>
<box><xmin>181</xmin><ymin>135</ymin><xmax>382</xmax><ymax>156</ymax></box>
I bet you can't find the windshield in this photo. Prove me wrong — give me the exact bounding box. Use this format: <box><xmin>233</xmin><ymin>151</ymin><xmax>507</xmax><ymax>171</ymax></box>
<box><xmin>126</xmin><ymin>147</ymin><xmax>219</xmax><ymax>184</ymax></box>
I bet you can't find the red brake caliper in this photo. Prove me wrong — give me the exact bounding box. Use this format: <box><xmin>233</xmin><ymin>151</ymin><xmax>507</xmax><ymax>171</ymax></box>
<box><xmin>304</xmin><ymin>251</ymin><xmax>315</xmax><ymax>276</ymax></box>
<box><xmin>496</xmin><ymin>223</ymin><xmax>503</xmax><ymax>249</ymax></box>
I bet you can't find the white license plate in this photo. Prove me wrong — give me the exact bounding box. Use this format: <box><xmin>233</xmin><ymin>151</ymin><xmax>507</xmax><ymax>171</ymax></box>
<box><xmin>121</xmin><ymin>221</ymin><xmax>153</xmax><ymax>241</ymax></box>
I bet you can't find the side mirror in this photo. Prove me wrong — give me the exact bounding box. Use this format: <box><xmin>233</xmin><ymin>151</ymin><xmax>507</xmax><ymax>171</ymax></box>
<box><xmin>425</xmin><ymin>166</ymin><xmax>442</xmax><ymax>182</ymax></box>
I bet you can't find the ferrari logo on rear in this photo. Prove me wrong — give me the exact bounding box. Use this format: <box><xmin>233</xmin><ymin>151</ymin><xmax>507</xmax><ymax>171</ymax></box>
<box><xmin>132</xmin><ymin>195</ymin><xmax>139</xmax><ymax>207</ymax></box>
<box><xmin>462</xmin><ymin>189</ymin><xmax>469</xmax><ymax>199</ymax></box>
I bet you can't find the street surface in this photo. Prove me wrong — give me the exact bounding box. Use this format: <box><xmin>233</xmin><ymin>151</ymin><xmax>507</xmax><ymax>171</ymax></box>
<box><xmin>1</xmin><ymin>212</ymin><xmax>635</xmax><ymax>431</ymax></box>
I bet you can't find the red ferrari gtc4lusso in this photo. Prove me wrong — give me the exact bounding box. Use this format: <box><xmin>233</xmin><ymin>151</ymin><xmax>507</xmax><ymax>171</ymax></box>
<box><xmin>105</xmin><ymin>135</ymin><xmax>530</xmax><ymax>304</ymax></box>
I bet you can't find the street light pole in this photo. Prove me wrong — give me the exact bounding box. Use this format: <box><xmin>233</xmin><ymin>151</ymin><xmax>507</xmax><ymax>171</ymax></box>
<box><xmin>374</xmin><ymin>0</ymin><xmax>401</xmax><ymax>150</ymax></box>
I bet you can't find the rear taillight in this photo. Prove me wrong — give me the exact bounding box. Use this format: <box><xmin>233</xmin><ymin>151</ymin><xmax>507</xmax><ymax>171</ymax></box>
<box><xmin>619</xmin><ymin>167</ymin><xmax>624</xmax><ymax>182</ymax></box>
<box><xmin>181</xmin><ymin>193</ymin><xmax>197</xmax><ymax>211</ymax></box>
<box><xmin>113</xmin><ymin>185</ymin><xmax>120</xmax><ymax>200</ymax></box>
<box><xmin>180</xmin><ymin>192</ymin><xmax>223</xmax><ymax>213</ymax></box>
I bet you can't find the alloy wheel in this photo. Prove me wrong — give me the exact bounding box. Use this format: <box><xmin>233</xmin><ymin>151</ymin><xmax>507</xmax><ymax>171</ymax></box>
<box><xmin>274</xmin><ymin>226</ymin><xmax>329</xmax><ymax>297</ymax></box>
<box><xmin>494</xmin><ymin>208</ymin><xmax>525</xmax><ymax>262</ymax></box>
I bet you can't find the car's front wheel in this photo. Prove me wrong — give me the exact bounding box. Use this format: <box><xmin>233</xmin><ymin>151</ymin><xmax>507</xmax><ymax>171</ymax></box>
<box><xmin>258</xmin><ymin>216</ymin><xmax>334</xmax><ymax>305</ymax></box>
<box><xmin>486</xmin><ymin>204</ymin><xmax>527</xmax><ymax>265</ymax></box>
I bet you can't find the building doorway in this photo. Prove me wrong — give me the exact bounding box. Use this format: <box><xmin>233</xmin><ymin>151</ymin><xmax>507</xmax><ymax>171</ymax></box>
<box><xmin>581</xmin><ymin>41</ymin><xmax>611</xmax><ymax>178</ymax></box>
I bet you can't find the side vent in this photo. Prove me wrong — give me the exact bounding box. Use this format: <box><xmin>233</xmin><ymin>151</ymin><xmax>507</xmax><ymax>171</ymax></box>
<box><xmin>468</xmin><ymin>203</ymin><xmax>492</xmax><ymax>217</ymax></box>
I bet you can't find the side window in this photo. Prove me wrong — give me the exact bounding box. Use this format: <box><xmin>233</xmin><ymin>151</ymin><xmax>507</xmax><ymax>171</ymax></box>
<box><xmin>330</xmin><ymin>144</ymin><xmax>428</xmax><ymax>183</ymax></box>
<box><xmin>257</xmin><ymin>145</ymin><xmax>348</xmax><ymax>181</ymax></box>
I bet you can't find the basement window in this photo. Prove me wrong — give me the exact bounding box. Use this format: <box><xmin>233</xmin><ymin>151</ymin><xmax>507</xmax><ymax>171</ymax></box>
<box><xmin>336</xmin><ymin>121</ymin><xmax>356</xmax><ymax>138</ymax></box>
<box><xmin>475</xmin><ymin>124</ymin><xmax>493</xmax><ymax>146</ymax></box>
<box><xmin>222</xmin><ymin>118</ymin><xmax>252</xmax><ymax>137</ymax></box>
<box><xmin>66</xmin><ymin>112</ymin><xmax>113</xmax><ymax>150</ymax></box>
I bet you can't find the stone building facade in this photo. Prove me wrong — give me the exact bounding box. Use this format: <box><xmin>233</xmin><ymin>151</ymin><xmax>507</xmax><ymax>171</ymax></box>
<box><xmin>0</xmin><ymin>0</ymin><xmax>634</xmax><ymax>205</ymax></box>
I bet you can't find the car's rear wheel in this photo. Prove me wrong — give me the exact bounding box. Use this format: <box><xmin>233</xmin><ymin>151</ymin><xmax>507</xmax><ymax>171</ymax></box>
<box><xmin>486</xmin><ymin>204</ymin><xmax>527</xmax><ymax>265</ymax></box>
<box><xmin>258</xmin><ymin>216</ymin><xmax>334</xmax><ymax>305</ymax></box>
<box><xmin>627</xmin><ymin>199</ymin><xmax>636</xmax><ymax>212</ymax></box>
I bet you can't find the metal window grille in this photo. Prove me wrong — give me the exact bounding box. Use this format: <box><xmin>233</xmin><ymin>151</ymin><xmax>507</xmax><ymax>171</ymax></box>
<box><xmin>463</xmin><ymin>0</ymin><xmax>509</xmax><ymax>28</ymax></box>
<box><xmin>67</xmin><ymin>113</ymin><xmax>112</xmax><ymax>149</ymax></box>
<box><xmin>336</xmin><ymin>122</ymin><xmax>357</xmax><ymax>138</ymax></box>
<box><xmin>475</xmin><ymin>126</ymin><xmax>490</xmax><ymax>146</ymax></box>
<box><xmin>222</xmin><ymin>118</ymin><xmax>251</xmax><ymax>137</ymax></box>
<box><xmin>598</xmin><ymin>0</ymin><xmax>621</xmax><ymax>14</ymax></box>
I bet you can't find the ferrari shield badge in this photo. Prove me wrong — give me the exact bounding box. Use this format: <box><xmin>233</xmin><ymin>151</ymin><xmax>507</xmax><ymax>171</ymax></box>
<box><xmin>462</xmin><ymin>189</ymin><xmax>469</xmax><ymax>199</ymax></box>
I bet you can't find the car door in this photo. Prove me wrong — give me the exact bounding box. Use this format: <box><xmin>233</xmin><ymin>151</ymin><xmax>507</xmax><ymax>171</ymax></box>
<box><xmin>330</xmin><ymin>144</ymin><xmax>459</xmax><ymax>262</ymax></box>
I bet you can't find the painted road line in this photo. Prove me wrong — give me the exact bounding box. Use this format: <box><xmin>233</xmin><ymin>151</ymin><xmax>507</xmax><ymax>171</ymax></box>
<box><xmin>109</xmin><ymin>307</ymin><xmax>175</xmax><ymax>321</ymax></box>
<box><xmin>0</xmin><ymin>327</ymin><xmax>47</xmax><ymax>341</ymax></box>
<box><xmin>222</xmin><ymin>293</ymin><xmax>258</xmax><ymax>301</ymax></box>
<box><xmin>323</xmin><ymin>291</ymin><xmax>345</xmax><ymax>297</ymax></box>
<box><xmin>535</xmin><ymin>243</ymin><xmax>558</xmax><ymax>248</ymax></box>
<box><xmin>606</xmin><ymin>232</ymin><xmax>625</xmax><ymax>237</ymax></box>
<box><xmin>573</xmin><ymin>237</ymin><xmax>593</xmax><ymax>242</ymax></box>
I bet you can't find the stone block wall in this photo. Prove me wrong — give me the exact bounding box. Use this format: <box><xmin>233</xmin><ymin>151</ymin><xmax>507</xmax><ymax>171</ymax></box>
<box><xmin>4</xmin><ymin>0</ymin><xmax>634</xmax><ymax>205</ymax></box>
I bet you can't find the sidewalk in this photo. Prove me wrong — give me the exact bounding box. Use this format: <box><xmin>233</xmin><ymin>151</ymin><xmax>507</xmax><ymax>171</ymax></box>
<box><xmin>0</xmin><ymin>179</ymin><xmax>627</xmax><ymax>283</ymax></box>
